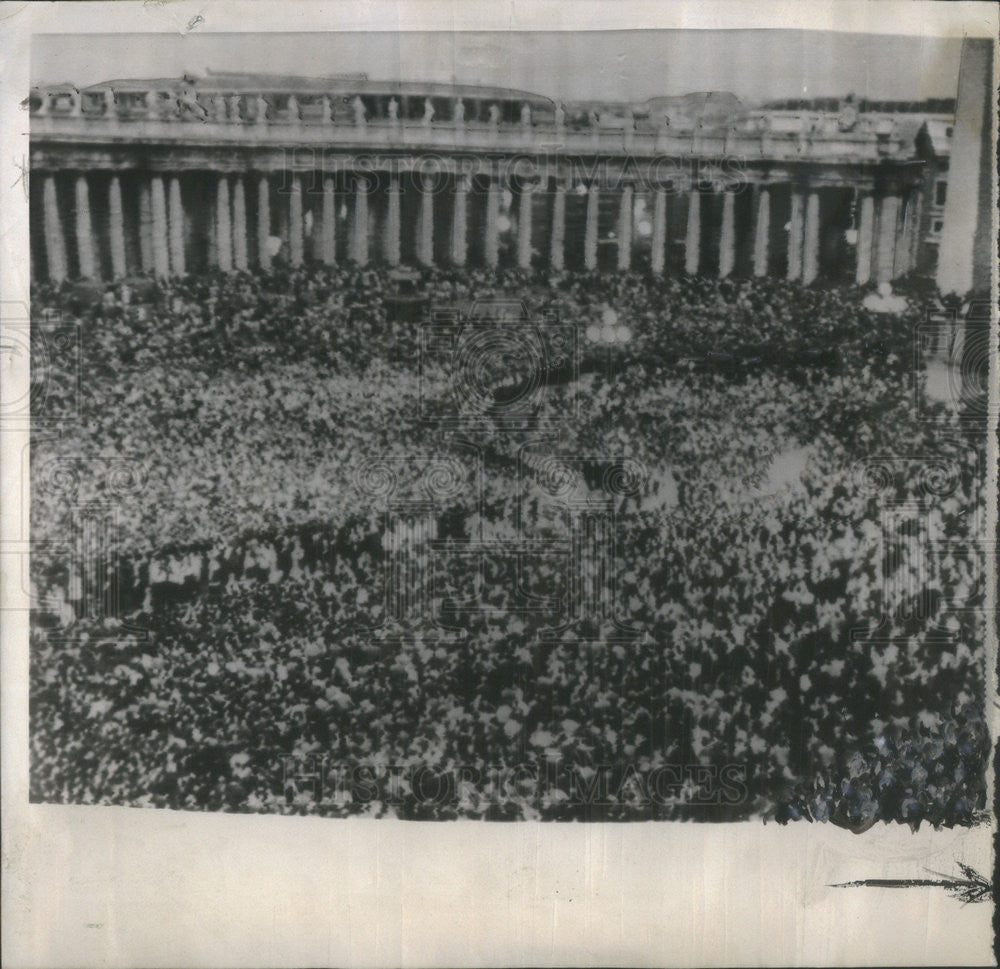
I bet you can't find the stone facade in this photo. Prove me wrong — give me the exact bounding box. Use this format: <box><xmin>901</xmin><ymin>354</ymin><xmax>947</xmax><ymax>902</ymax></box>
<box><xmin>29</xmin><ymin>74</ymin><xmax>945</xmax><ymax>286</ymax></box>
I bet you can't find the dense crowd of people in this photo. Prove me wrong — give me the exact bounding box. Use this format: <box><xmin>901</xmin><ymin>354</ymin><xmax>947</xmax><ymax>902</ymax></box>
<box><xmin>28</xmin><ymin>265</ymin><xmax>989</xmax><ymax>824</ymax></box>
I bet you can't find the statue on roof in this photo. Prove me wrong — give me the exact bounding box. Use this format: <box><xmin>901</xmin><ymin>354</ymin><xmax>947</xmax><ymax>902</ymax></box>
<box><xmin>838</xmin><ymin>92</ymin><xmax>859</xmax><ymax>132</ymax></box>
<box><xmin>178</xmin><ymin>82</ymin><xmax>205</xmax><ymax>120</ymax></box>
<box><xmin>254</xmin><ymin>93</ymin><xmax>268</xmax><ymax>124</ymax></box>
<box><xmin>352</xmin><ymin>94</ymin><xmax>366</xmax><ymax>125</ymax></box>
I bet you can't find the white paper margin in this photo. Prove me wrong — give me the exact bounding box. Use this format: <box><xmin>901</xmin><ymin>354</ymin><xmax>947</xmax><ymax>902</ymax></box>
<box><xmin>2</xmin><ymin>3</ymin><xmax>997</xmax><ymax>966</ymax></box>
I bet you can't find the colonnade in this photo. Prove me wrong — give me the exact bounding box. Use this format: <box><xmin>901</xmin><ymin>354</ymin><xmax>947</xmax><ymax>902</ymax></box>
<box><xmin>35</xmin><ymin>168</ymin><xmax>911</xmax><ymax>286</ymax></box>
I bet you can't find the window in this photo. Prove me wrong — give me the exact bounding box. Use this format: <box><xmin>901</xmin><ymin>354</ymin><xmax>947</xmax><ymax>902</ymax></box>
<box><xmin>935</xmin><ymin>180</ymin><xmax>948</xmax><ymax>207</ymax></box>
<box><xmin>932</xmin><ymin>219</ymin><xmax>944</xmax><ymax>235</ymax></box>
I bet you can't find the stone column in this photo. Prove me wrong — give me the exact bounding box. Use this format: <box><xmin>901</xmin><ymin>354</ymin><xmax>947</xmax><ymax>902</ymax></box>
<box><xmin>898</xmin><ymin>193</ymin><xmax>917</xmax><ymax>276</ymax></box>
<box><xmin>802</xmin><ymin>190</ymin><xmax>820</xmax><ymax>284</ymax></box>
<box><xmin>908</xmin><ymin>190</ymin><xmax>924</xmax><ymax>273</ymax></box>
<box><xmin>451</xmin><ymin>175</ymin><xmax>468</xmax><ymax>267</ymax></box>
<box><xmin>485</xmin><ymin>179</ymin><xmax>500</xmax><ymax>268</ymax></box>
<box><xmin>74</xmin><ymin>175</ymin><xmax>96</xmax><ymax>279</ymax></box>
<box><xmin>150</xmin><ymin>175</ymin><xmax>170</xmax><ymax>279</ymax></box>
<box><xmin>138</xmin><ymin>181</ymin><xmax>153</xmax><ymax>273</ymax></box>
<box><xmin>651</xmin><ymin>187</ymin><xmax>667</xmax><ymax>276</ymax></box>
<box><xmin>257</xmin><ymin>176</ymin><xmax>271</xmax><ymax>270</ymax></box>
<box><xmin>753</xmin><ymin>187</ymin><xmax>770</xmax><ymax>277</ymax></box>
<box><xmin>232</xmin><ymin>178</ymin><xmax>248</xmax><ymax>271</ymax></box>
<box><xmin>383</xmin><ymin>175</ymin><xmax>400</xmax><ymax>266</ymax></box>
<box><xmin>321</xmin><ymin>176</ymin><xmax>337</xmax><ymax>266</ymax></box>
<box><xmin>786</xmin><ymin>190</ymin><xmax>804</xmax><ymax>281</ymax></box>
<box><xmin>108</xmin><ymin>175</ymin><xmax>127</xmax><ymax>279</ymax></box>
<box><xmin>351</xmin><ymin>178</ymin><xmax>369</xmax><ymax>266</ymax></box>
<box><xmin>684</xmin><ymin>189</ymin><xmax>700</xmax><ymax>275</ymax></box>
<box><xmin>42</xmin><ymin>174</ymin><xmax>68</xmax><ymax>283</ymax></box>
<box><xmin>718</xmin><ymin>190</ymin><xmax>736</xmax><ymax>278</ymax></box>
<box><xmin>617</xmin><ymin>185</ymin><xmax>633</xmax><ymax>271</ymax></box>
<box><xmin>855</xmin><ymin>194</ymin><xmax>874</xmax><ymax>285</ymax></box>
<box><xmin>517</xmin><ymin>181</ymin><xmax>534</xmax><ymax>269</ymax></box>
<box><xmin>937</xmin><ymin>37</ymin><xmax>992</xmax><ymax>295</ymax></box>
<box><xmin>288</xmin><ymin>174</ymin><xmax>304</xmax><ymax>267</ymax></box>
<box><xmin>550</xmin><ymin>179</ymin><xmax>566</xmax><ymax>271</ymax></box>
<box><xmin>584</xmin><ymin>184</ymin><xmax>599</xmax><ymax>270</ymax></box>
<box><xmin>875</xmin><ymin>194</ymin><xmax>900</xmax><ymax>285</ymax></box>
<box><xmin>168</xmin><ymin>176</ymin><xmax>186</xmax><ymax>276</ymax></box>
<box><xmin>418</xmin><ymin>176</ymin><xmax>434</xmax><ymax>266</ymax></box>
<box><xmin>215</xmin><ymin>176</ymin><xmax>232</xmax><ymax>271</ymax></box>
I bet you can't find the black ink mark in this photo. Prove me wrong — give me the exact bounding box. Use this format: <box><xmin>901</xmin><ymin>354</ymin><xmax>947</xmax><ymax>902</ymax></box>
<box><xmin>831</xmin><ymin>863</ymin><xmax>991</xmax><ymax>904</ymax></box>
<box><xmin>12</xmin><ymin>155</ymin><xmax>28</xmax><ymax>199</ymax></box>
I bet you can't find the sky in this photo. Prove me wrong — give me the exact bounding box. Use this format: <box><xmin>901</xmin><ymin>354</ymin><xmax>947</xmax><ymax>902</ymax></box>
<box><xmin>32</xmin><ymin>30</ymin><xmax>964</xmax><ymax>104</ymax></box>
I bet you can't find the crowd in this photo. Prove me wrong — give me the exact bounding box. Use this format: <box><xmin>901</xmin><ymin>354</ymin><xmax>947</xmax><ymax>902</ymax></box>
<box><xmin>28</xmin><ymin>265</ymin><xmax>989</xmax><ymax>823</ymax></box>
